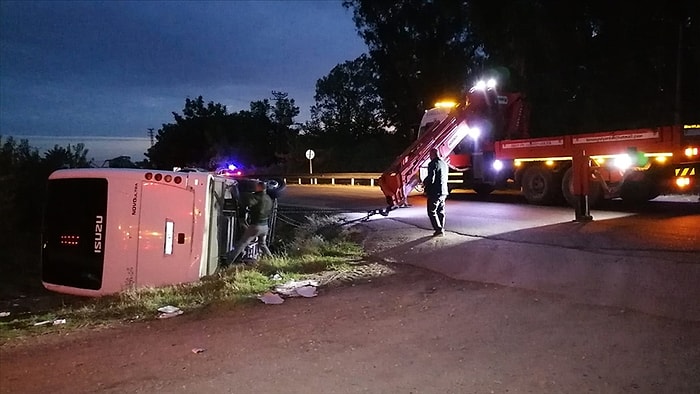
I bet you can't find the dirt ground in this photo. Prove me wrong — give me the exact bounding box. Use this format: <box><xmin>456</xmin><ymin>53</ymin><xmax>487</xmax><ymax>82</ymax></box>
<box><xmin>1</xmin><ymin>225</ymin><xmax>700</xmax><ymax>394</ymax></box>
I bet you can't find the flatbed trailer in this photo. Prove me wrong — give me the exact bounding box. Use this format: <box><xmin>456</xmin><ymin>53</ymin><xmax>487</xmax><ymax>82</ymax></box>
<box><xmin>490</xmin><ymin>124</ymin><xmax>700</xmax><ymax>206</ymax></box>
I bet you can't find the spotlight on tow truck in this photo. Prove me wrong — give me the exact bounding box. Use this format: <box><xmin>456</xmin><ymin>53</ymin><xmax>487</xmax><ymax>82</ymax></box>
<box><xmin>466</xmin><ymin>126</ymin><xmax>481</xmax><ymax>140</ymax></box>
<box><xmin>470</xmin><ymin>78</ymin><xmax>497</xmax><ymax>92</ymax></box>
<box><xmin>613</xmin><ymin>154</ymin><xmax>633</xmax><ymax>170</ymax></box>
<box><xmin>492</xmin><ymin>160</ymin><xmax>504</xmax><ymax>171</ymax></box>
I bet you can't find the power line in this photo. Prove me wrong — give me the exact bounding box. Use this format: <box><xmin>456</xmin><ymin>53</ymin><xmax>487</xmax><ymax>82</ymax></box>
<box><xmin>147</xmin><ymin>128</ymin><xmax>155</xmax><ymax>147</ymax></box>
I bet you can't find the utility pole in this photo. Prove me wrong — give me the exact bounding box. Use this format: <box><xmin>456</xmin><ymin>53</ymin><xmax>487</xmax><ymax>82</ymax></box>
<box><xmin>147</xmin><ymin>128</ymin><xmax>155</xmax><ymax>147</ymax></box>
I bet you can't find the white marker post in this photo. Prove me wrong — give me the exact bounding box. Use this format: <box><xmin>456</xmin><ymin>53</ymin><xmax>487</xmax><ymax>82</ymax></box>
<box><xmin>305</xmin><ymin>149</ymin><xmax>315</xmax><ymax>175</ymax></box>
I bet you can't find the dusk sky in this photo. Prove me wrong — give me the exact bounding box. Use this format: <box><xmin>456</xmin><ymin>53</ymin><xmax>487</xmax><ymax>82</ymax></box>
<box><xmin>0</xmin><ymin>0</ymin><xmax>366</xmax><ymax>162</ymax></box>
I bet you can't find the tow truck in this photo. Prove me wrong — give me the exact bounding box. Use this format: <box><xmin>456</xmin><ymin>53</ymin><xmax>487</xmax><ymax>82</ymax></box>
<box><xmin>378</xmin><ymin>79</ymin><xmax>699</xmax><ymax>211</ymax></box>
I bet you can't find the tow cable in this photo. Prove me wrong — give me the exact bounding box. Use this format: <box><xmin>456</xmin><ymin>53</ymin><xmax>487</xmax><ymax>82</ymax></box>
<box><xmin>277</xmin><ymin>204</ymin><xmax>394</xmax><ymax>227</ymax></box>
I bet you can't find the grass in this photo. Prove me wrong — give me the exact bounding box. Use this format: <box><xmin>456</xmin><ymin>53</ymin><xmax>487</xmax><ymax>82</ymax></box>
<box><xmin>0</xmin><ymin>213</ymin><xmax>366</xmax><ymax>342</ymax></box>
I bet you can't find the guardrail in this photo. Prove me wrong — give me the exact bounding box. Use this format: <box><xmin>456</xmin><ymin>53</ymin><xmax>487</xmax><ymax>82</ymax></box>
<box><xmin>280</xmin><ymin>173</ymin><xmax>382</xmax><ymax>187</ymax></box>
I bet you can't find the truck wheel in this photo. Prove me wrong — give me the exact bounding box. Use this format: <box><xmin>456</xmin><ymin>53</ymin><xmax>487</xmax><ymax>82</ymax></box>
<box><xmin>472</xmin><ymin>183</ymin><xmax>495</xmax><ymax>196</ymax></box>
<box><xmin>521</xmin><ymin>166</ymin><xmax>558</xmax><ymax>205</ymax></box>
<box><xmin>264</xmin><ymin>177</ymin><xmax>287</xmax><ymax>199</ymax></box>
<box><xmin>561</xmin><ymin>167</ymin><xmax>602</xmax><ymax>208</ymax></box>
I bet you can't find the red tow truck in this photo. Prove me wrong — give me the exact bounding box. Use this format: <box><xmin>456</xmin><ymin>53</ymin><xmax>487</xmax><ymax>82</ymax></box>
<box><xmin>378</xmin><ymin>79</ymin><xmax>699</xmax><ymax>210</ymax></box>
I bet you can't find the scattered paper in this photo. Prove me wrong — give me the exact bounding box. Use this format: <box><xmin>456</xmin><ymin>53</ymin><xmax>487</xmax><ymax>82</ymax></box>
<box><xmin>33</xmin><ymin>319</ymin><xmax>66</xmax><ymax>326</ymax></box>
<box><xmin>296</xmin><ymin>286</ymin><xmax>318</xmax><ymax>298</ymax></box>
<box><xmin>0</xmin><ymin>312</ymin><xmax>10</xmax><ymax>317</ymax></box>
<box><xmin>158</xmin><ymin>310</ymin><xmax>184</xmax><ymax>319</ymax></box>
<box><xmin>274</xmin><ymin>280</ymin><xmax>319</xmax><ymax>297</ymax></box>
<box><xmin>258</xmin><ymin>292</ymin><xmax>284</xmax><ymax>305</ymax></box>
<box><xmin>157</xmin><ymin>305</ymin><xmax>183</xmax><ymax>319</ymax></box>
<box><xmin>157</xmin><ymin>305</ymin><xmax>181</xmax><ymax>314</ymax></box>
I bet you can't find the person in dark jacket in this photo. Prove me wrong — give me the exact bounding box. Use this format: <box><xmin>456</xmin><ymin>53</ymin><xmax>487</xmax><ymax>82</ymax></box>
<box><xmin>424</xmin><ymin>148</ymin><xmax>449</xmax><ymax>236</ymax></box>
<box><xmin>225</xmin><ymin>180</ymin><xmax>274</xmax><ymax>264</ymax></box>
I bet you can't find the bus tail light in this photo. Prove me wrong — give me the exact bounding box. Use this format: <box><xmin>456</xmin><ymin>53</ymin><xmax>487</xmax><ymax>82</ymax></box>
<box><xmin>145</xmin><ymin>172</ymin><xmax>181</xmax><ymax>184</ymax></box>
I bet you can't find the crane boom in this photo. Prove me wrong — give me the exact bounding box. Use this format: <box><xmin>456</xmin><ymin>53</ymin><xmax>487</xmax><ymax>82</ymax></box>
<box><xmin>378</xmin><ymin>104</ymin><xmax>470</xmax><ymax>209</ymax></box>
<box><xmin>376</xmin><ymin>88</ymin><xmax>531</xmax><ymax>212</ymax></box>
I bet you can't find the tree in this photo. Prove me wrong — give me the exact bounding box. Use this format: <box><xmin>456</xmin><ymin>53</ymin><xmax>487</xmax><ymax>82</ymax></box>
<box><xmin>270</xmin><ymin>91</ymin><xmax>301</xmax><ymax>165</ymax></box>
<box><xmin>467</xmin><ymin>0</ymin><xmax>699</xmax><ymax>132</ymax></box>
<box><xmin>343</xmin><ymin>0</ymin><xmax>481</xmax><ymax>142</ymax></box>
<box><xmin>343</xmin><ymin>0</ymin><xmax>699</xmax><ymax>136</ymax></box>
<box><xmin>146</xmin><ymin>93</ymin><xmax>300</xmax><ymax>171</ymax></box>
<box><xmin>307</xmin><ymin>54</ymin><xmax>399</xmax><ymax>171</ymax></box>
<box><xmin>0</xmin><ymin>137</ymin><xmax>93</xmax><ymax>240</ymax></box>
<box><xmin>217</xmin><ymin>102</ymin><xmax>276</xmax><ymax>171</ymax></box>
<box><xmin>311</xmin><ymin>55</ymin><xmax>385</xmax><ymax>139</ymax></box>
<box><xmin>43</xmin><ymin>143</ymin><xmax>92</xmax><ymax>170</ymax></box>
<box><xmin>146</xmin><ymin>96</ymin><xmax>232</xmax><ymax>170</ymax></box>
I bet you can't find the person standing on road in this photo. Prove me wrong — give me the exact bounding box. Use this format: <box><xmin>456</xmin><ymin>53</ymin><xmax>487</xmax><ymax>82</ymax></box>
<box><xmin>424</xmin><ymin>148</ymin><xmax>449</xmax><ymax>236</ymax></box>
<box><xmin>224</xmin><ymin>180</ymin><xmax>274</xmax><ymax>265</ymax></box>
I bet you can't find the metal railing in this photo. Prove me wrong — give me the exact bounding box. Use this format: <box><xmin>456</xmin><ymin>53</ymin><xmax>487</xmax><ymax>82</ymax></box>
<box><xmin>280</xmin><ymin>173</ymin><xmax>382</xmax><ymax>187</ymax></box>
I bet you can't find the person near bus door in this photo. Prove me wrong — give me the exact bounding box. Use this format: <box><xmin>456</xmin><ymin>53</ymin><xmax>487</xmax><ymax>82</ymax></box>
<box><xmin>224</xmin><ymin>180</ymin><xmax>274</xmax><ymax>265</ymax></box>
<box><xmin>424</xmin><ymin>148</ymin><xmax>449</xmax><ymax>237</ymax></box>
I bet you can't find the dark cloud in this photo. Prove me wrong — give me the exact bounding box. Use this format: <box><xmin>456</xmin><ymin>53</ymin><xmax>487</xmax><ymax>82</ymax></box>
<box><xmin>0</xmin><ymin>0</ymin><xmax>366</xmax><ymax>145</ymax></box>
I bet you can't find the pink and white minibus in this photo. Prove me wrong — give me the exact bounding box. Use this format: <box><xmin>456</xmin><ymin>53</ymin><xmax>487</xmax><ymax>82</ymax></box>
<box><xmin>41</xmin><ymin>168</ymin><xmax>242</xmax><ymax>296</ymax></box>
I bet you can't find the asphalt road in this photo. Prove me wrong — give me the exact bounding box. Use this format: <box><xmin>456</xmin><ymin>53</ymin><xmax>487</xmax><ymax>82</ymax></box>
<box><xmin>279</xmin><ymin>184</ymin><xmax>700</xmax><ymax>321</ymax></box>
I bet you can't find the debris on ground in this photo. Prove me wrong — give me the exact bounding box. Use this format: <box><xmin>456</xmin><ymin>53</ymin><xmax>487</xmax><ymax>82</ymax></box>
<box><xmin>274</xmin><ymin>280</ymin><xmax>319</xmax><ymax>298</ymax></box>
<box><xmin>191</xmin><ymin>348</ymin><xmax>206</xmax><ymax>354</ymax></box>
<box><xmin>258</xmin><ymin>292</ymin><xmax>284</xmax><ymax>305</ymax></box>
<box><xmin>32</xmin><ymin>319</ymin><xmax>66</xmax><ymax>327</ymax></box>
<box><xmin>157</xmin><ymin>305</ymin><xmax>184</xmax><ymax>319</ymax></box>
<box><xmin>294</xmin><ymin>286</ymin><xmax>317</xmax><ymax>298</ymax></box>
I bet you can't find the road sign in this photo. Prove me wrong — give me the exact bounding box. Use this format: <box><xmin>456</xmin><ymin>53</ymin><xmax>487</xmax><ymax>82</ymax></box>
<box><xmin>305</xmin><ymin>149</ymin><xmax>315</xmax><ymax>174</ymax></box>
